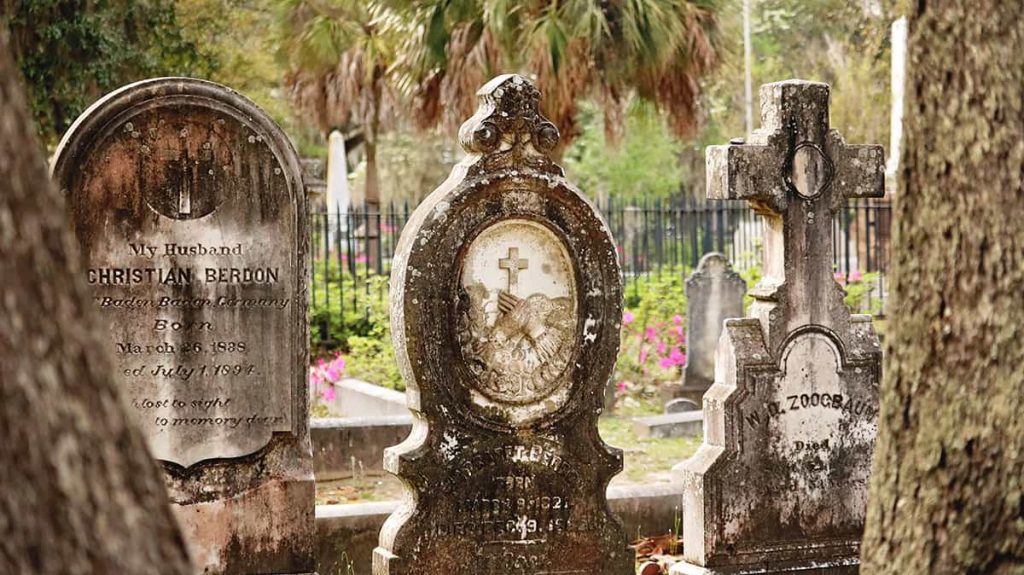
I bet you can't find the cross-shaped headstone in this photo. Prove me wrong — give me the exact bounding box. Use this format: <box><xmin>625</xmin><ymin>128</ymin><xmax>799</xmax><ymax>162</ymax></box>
<box><xmin>498</xmin><ymin>246</ymin><xmax>528</xmax><ymax>295</ymax></box>
<box><xmin>706</xmin><ymin>80</ymin><xmax>884</xmax><ymax>350</ymax></box>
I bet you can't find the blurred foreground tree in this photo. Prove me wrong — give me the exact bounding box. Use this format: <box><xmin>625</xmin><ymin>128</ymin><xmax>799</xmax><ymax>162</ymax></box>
<box><xmin>1</xmin><ymin>0</ymin><xmax>211</xmax><ymax>145</ymax></box>
<box><xmin>0</xmin><ymin>32</ymin><xmax>192</xmax><ymax>574</ymax></box>
<box><xmin>861</xmin><ymin>1</ymin><xmax>1024</xmax><ymax>572</ymax></box>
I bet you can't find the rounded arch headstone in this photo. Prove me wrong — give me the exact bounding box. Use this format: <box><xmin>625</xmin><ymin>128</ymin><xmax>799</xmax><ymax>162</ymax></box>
<box><xmin>52</xmin><ymin>77</ymin><xmax>314</xmax><ymax>574</ymax></box>
<box><xmin>679</xmin><ymin>252</ymin><xmax>746</xmax><ymax>401</ymax></box>
<box><xmin>373</xmin><ymin>74</ymin><xmax>631</xmax><ymax>575</ymax></box>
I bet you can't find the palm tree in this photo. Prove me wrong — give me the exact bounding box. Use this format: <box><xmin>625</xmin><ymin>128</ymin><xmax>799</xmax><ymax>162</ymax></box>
<box><xmin>278</xmin><ymin>0</ymin><xmax>408</xmax><ymax>264</ymax></box>
<box><xmin>279</xmin><ymin>0</ymin><xmax>722</xmax><ymax>257</ymax></box>
<box><xmin>398</xmin><ymin>0</ymin><xmax>723</xmax><ymax>157</ymax></box>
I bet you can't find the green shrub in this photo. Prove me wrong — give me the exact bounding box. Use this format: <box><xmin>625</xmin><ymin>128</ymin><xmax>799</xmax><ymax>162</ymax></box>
<box><xmin>344</xmin><ymin>335</ymin><xmax>404</xmax><ymax>391</ymax></box>
<box><xmin>309</xmin><ymin>266</ymin><xmax>404</xmax><ymax>390</ymax></box>
<box><xmin>614</xmin><ymin>268</ymin><xmax>689</xmax><ymax>411</ymax></box>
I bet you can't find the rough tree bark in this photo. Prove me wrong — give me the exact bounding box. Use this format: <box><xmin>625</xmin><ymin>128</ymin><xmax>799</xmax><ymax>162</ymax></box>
<box><xmin>0</xmin><ymin>34</ymin><xmax>193</xmax><ymax>574</ymax></box>
<box><xmin>861</xmin><ymin>2</ymin><xmax>1023</xmax><ymax>574</ymax></box>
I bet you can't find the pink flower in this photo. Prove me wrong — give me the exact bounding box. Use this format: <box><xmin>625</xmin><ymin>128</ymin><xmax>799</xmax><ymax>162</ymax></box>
<box><xmin>672</xmin><ymin>314</ymin><xmax>683</xmax><ymax>325</ymax></box>
<box><xmin>658</xmin><ymin>356</ymin><xmax>674</xmax><ymax>369</ymax></box>
<box><xmin>622</xmin><ymin>310</ymin><xmax>635</xmax><ymax>326</ymax></box>
<box><xmin>669</xmin><ymin>348</ymin><xmax>687</xmax><ymax>366</ymax></box>
<box><xmin>674</xmin><ymin>326</ymin><xmax>684</xmax><ymax>338</ymax></box>
<box><xmin>657</xmin><ymin>341</ymin><xmax>667</xmax><ymax>355</ymax></box>
<box><xmin>325</xmin><ymin>365</ymin><xmax>341</xmax><ymax>381</ymax></box>
<box><xmin>639</xmin><ymin>348</ymin><xmax>649</xmax><ymax>364</ymax></box>
<box><xmin>834</xmin><ymin>271</ymin><xmax>845</xmax><ymax>283</ymax></box>
<box><xmin>331</xmin><ymin>355</ymin><xmax>346</xmax><ymax>372</ymax></box>
<box><xmin>644</xmin><ymin>326</ymin><xmax>657</xmax><ymax>342</ymax></box>
<box><xmin>616</xmin><ymin>381</ymin><xmax>627</xmax><ymax>393</ymax></box>
<box><xmin>849</xmin><ymin>269</ymin><xmax>863</xmax><ymax>282</ymax></box>
<box><xmin>321</xmin><ymin>384</ymin><xmax>336</xmax><ymax>402</ymax></box>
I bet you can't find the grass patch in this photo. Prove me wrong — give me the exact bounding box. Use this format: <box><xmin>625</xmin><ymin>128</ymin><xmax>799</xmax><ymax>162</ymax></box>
<box><xmin>599</xmin><ymin>416</ymin><xmax>701</xmax><ymax>484</ymax></box>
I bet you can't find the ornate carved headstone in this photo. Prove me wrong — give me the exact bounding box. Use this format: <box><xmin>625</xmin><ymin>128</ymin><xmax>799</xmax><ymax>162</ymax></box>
<box><xmin>52</xmin><ymin>78</ymin><xmax>314</xmax><ymax>574</ymax></box>
<box><xmin>374</xmin><ymin>74</ymin><xmax>630</xmax><ymax>575</ymax></box>
<box><xmin>680</xmin><ymin>252</ymin><xmax>746</xmax><ymax>401</ymax></box>
<box><xmin>671</xmin><ymin>80</ymin><xmax>884</xmax><ymax>574</ymax></box>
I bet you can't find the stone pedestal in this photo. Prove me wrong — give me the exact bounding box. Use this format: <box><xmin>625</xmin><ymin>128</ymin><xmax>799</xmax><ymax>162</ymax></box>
<box><xmin>53</xmin><ymin>78</ymin><xmax>315</xmax><ymax>574</ymax></box>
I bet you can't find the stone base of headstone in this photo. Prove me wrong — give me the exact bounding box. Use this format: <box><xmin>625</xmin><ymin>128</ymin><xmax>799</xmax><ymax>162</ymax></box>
<box><xmin>168</xmin><ymin>442</ymin><xmax>316</xmax><ymax>574</ymax></box>
<box><xmin>632</xmin><ymin>412</ymin><xmax>703</xmax><ymax>439</ymax></box>
<box><xmin>664</xmin><ymin>398</ymin><xmax>700</xmax><ymax>414</ymax></box>
<box><xmin>668</xmin><ymin>560</ymin><xmax>859</xmax><ymax>574</ymax></box>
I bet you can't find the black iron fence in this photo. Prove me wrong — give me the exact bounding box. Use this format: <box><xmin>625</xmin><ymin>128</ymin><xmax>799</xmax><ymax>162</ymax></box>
<box><xmin>310</xmin><ymin>197</ymin><xmax>892</xmax><ymax>340</ymax></box>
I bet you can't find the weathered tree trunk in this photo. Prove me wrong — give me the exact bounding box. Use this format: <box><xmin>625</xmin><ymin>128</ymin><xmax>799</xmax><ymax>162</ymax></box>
<box><xmin>861</xmin><ymin>3</ymin><xmax>1024</xmax><ymax>573</ymax></box>
<box><xmin>364</xmin><ymin>73</ymin><xmax>383</xmax><ymax>270</ymax></box>
<box><xmin>0</xmin><ymin>34</ymin><xmax>192</xmax><ymax>574</ymax></box>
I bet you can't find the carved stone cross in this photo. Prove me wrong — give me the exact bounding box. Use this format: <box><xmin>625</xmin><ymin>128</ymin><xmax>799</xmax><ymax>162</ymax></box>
<box><xmin>671</xmin><ymin>79</ymin><xmax>884</xmax><ymax>575</ymax></box>
<box><xmin>498</xmin><ymin>246</ymin><xmax>528</xmax><ymax>295</ymax></box>
<box><xmin>706</xmin><ymin>80</ymin><xmax>884</xmax><ymax>352</ymax></box>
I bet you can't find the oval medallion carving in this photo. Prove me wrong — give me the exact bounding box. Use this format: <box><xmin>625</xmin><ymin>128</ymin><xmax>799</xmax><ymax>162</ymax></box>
<box><xmin>788</xmin><ymin>142</ymin><xmax>834</xmax><ymax>199</ymax></box>
<box><xmin>457</xmin><ymin>219</ymin><xmax>576</xmax><ymax>420</ymax></box>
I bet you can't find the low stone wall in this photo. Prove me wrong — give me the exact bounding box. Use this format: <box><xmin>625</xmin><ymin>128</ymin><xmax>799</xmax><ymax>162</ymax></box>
<box><xmin>311</xmin><ymin>415</ymin><xmax>414</xmax><ymax>480</ymax></box>
<box><xmin>321</xmin><ymin>378</ymin><xmax>408</xmax><ymax>418</ymax></box>
<box><xmin>314</xmin><ymin>484</ymin><xmax>684</xmax><ymax>574</ymax></box>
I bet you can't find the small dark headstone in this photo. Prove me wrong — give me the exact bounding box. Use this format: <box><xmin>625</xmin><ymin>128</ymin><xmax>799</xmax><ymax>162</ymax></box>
<box><xmin>373</xmin><ymin>74</ymin><xmax>630</xmax><ymax>575</ymax></box>
<box><xmin>679</xmin><ymin>252</ymin><xmax>745</xmax><ymax>401</ymax></box>
<box><xmin>665</xmin><ymin>398</ymin><xmax>700</xmax><ymax>414</ymax></box>
<box><xmin>53</xmin><ymin>78</ymin><xmax>314</xmax><ymax>574</ymax></box>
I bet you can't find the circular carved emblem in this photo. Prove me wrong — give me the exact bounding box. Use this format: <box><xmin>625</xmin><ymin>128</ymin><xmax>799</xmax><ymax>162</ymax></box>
<box><xmin>141</xmin><ymin>125</ymin><xmax>224</xmax><ymax>220</ymax></box>
<box><xmin>785</xmin><ymin>142</ymin><xmax>834</xmax><ymax>200</ymax></box>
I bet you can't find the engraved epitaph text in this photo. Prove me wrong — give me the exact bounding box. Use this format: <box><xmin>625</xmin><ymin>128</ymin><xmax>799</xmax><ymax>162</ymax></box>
<box><xmin>54</xmin><ymin>79</ymin><xmax>301</xmax><ymax>467</ymax></box>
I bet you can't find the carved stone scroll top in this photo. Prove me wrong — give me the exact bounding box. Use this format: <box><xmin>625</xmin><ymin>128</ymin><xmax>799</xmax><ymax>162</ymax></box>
<box><xmin>458</xmin><ymin>74</ymin><xmax>560</xmax><ymax>160</ymax></box>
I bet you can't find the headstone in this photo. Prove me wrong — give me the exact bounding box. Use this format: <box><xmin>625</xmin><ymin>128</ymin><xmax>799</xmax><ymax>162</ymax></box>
<box><xmin>374</xmin><ymin>74</ymin><xmax>630</xmax><ymax>575</ymax></box>
<box><xmin>672</xmin><ymin>80</ymin><xmax>884</xmax><ymax>574</ymax></box>
<box><xmin>887</xmin><ymin>17</ymin><xmax>908</xmax><ymax>192</ymax></box>
<box><xmin>302</xmin><ymin>157</ymin><xmax>327</xmax><ymax>204</ymax></box>
<box><xmin>327</xmin><ymin>129</ymin><xmax>350</xmax><ymax>213</ymax></box>
<box><xmin>52</xmin><ymin>78</ymin><xmax>315</xmax><ymax>574</ymax></box>
<box><xmin>665</xmin><ymin>398</ymin><xmax>700</xmax><ymax>414</ymax></box>
<box><xmin>679</xmin><ymin>252</ymin><xmax>745</xmax><ymax>401</ymax></box>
